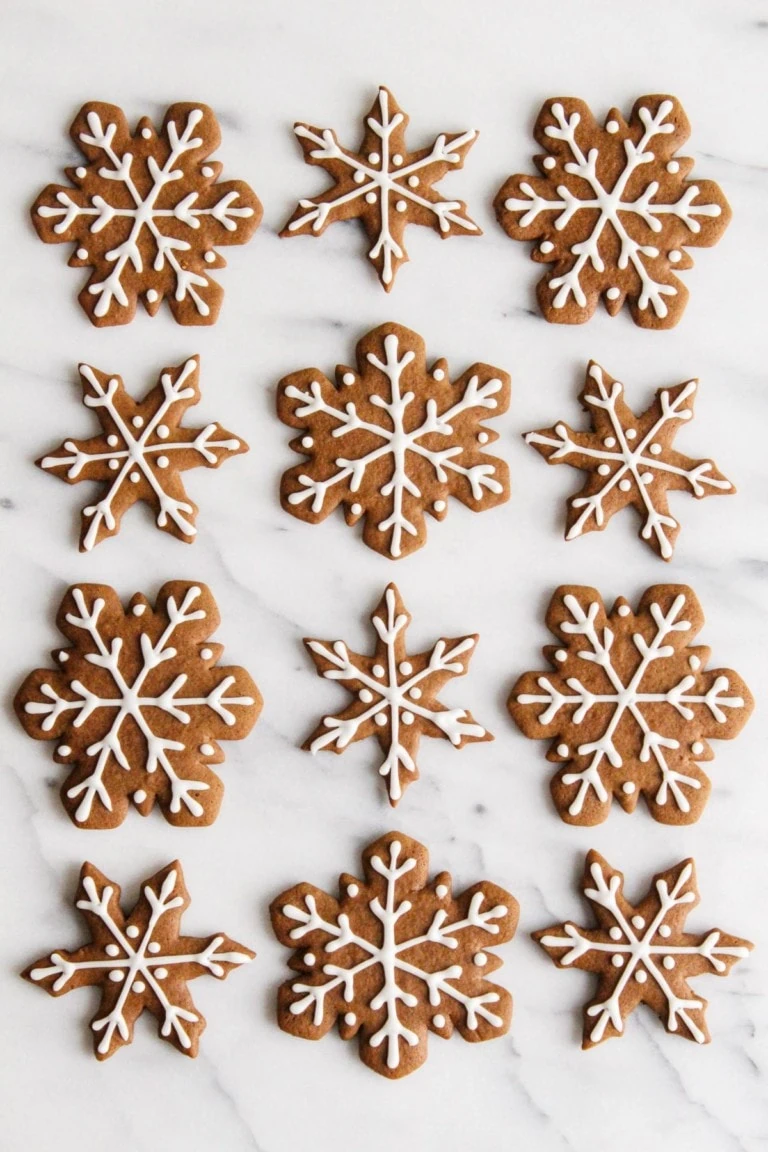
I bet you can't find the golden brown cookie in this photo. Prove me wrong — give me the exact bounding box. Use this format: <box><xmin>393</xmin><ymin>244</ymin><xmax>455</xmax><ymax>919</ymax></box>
<box><xmin>281</xmin><ymin>86</ymin><xmax>479</xmax><ymax>289</ymax></box>
<box><xmin>534</xmin><ymin>851</ymin><xmax>752</xmax><ymax>1048</ymax></box>
<box><xmin>271</xmin><ymin>832</ymin><xmax>518</xmax><ymax>1078</ymax></box>
<box><xmin>23</xmin><ymin>860</ymin><xmax>253</xmax><ymax>1060</ymax></box>
<box><xmin>508</xmin><ymin>585</ymin><xmax>752</xmax><ymax>826</ymax></box>
<box><xmin>15</xmin><ymin>581</ymin><xmax>262</xmax><ymax>828</ymax></box>
<box><xmin>32</xmin><ymin>102</ymin><xmax>262</xmax><ymax>325</ymax></box>
<box><xmin>494</xmin><ymin>95</ymin><xmax>730</xmax><ymax>327</ymax></box>
<box><xmin>278</xmin><ymin>322</ymin><xmax>510</xmax><ymax>559</ymax></box>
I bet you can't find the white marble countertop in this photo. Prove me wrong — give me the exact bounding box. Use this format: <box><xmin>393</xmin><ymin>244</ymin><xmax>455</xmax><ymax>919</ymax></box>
<box><xmin>1</xmin><ymin>0</ymin><xmax>766</xmax><ymax>1148</ymax></box>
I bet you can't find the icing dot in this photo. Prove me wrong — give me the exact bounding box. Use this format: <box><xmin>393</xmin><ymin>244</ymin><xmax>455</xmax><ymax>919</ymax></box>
<box><xmin>201</xmin><ymin>165</ymin><xmax>214</xmax><ymax>178</ymax></box>
<box><xmin>632</xmin><ymin>916</ymin><xmax>645</xmax><ymax>930</ymax></box>
<box><xmin>365</xmin><ymin>192</ymin><xmax>376</xmax><ymax>204</ymax></box>
<box><xmin>612</xmin><ymin>954</ymin><xmax>624</xmax><ymax>967</ymax></box>
<box><xmin>641</xmin><ymin>473</ymin><xmax>654</xmax><ymax>485</ymax></box>
<box><xmin>146</xmin><ymin>289</ymin><xmax>158</xmax><ymax>304</ymax></box>
<box><xmin>347</xmin><ymin>884</ymin><xmax>359</xmax><ymax>897</ymax></box>
<box><xmin>156</xmin><ymin>456</ymin><xmax>169</xmax><ymax>469</ymax></box>
<box><xmin>200</xmin><ymin>647</ymin><xmax>213</xmax><ymax>660</ymax></box>
<box><xmin>392</xmin><ymin>154</ymin><xmax>403</xmax><ymax>166</ymax></box>
<box><xmin>133</xmin><ymin>790</ymin><xmax>147</xmax><ymax>804</ymax></box>
<box><xmin>141</xmin><ymin>127</ymin><xmax>152</xmax><ymax>139</ymax></box>
<box><xmin>132</xmin><ymin>604</ymin><xmax>146</xmax><ymax>616</ymax></box>
<box><xmin>132</xmin><ymin>980</ymin><xmax>146</xmax><ymax>994</ymax></box>
<box><xmin>663</xmin><ymin>956</ymin><xmax>675</xmax><ymax>970</ymax></box>
<box><xmin>622</xmin><ymin>782</ymin><xmax>636</xmax><ymax>795</ymax></box>
<box><xmin>625</xmin><ymin>428</ymin><xmax>637</xmax><ymax>440</ymax></box>
<box><xmin>474</xmin><ymin>952</ymin><xmax>487</xmax><ymax>967</ymax></box>
<box><xmin>126</xmin><ymin>925</ymin><xmax>140</xmax><ymax>939</ymax></box>
<box><xmin>395</xmin><ymin>200</ymin><xmax>407</xmax><ymax>213</ymax></box>
<box><xmin>301</xmin><ymin>436</ymin><xmax>314</xmax><ymax>449</ymax></box>
<box><xmin>604</xmin><ymin>437</ymin><xmax>616</xmax><ymax>448</ymax></box>
<box><xmin>132</xmin><ymin>416</ymin><xmax>144</xmax><ymax>429</ymax></box>
<box><xmin>154</xmin><ymin>967</ymin><xmax>168</xmax><ymax>980</ymax></box>
<box><xmin>107</xmin><ymin>434</ymin><xmax>119</xmax><ymax>447</ymax></box>
<box><xmin>597</xmin><ymin>464</ymin><xmax>611</xmax><ymax>476</ymax></box>
<box><xmin>304</xmin><ymin>953</ymin><xmax>315</xmax><ymax>966</ymax></box>
<box><xmin>542</xmin><ymin>156</ymin><xmax>556</xmax><ymax>170</ymax></box>
<box><xmin>667</xmin><ymin>160</ymin><xmax>680</xmax><ymax>174</ymax></box>
<box><xmin>617</xmin><ymin>604</ymin><xmax>631</xmax><ymax>617</ymax></box>
<box><xmin>399</xmin><ymin>662</ymin><xmax>413</xmax><ymax>675</ymax></box>
<box><xmin>432</xmin><ymin>367</ymin><xmax>446</xmax><ymax>381</ymax></box>
<box><xmin>409</xmin><ymin>687</ymin><xmax>422</xmax><ymax>700</ymax></box>
<box><xmin>372</xmin><ymin>665</ymin><xmax>385</xmax><ymax>678</ymax></box>
<box><xmin>555</xmin><ymin>650</ymin><xmax>567</xmax><ymax>663</ymax></box>
<box><xmin>204</xmin><ymin>250</ymin><xmax>216</xmax><ymax>264</ymax></box>
<box><xmin>557</xmin><ymin>743</ymin><xmax>569</xmax><ymax>757</ymax></box>
<box><xmin>606</xmin><ymin>119</ymin><xmax>619</xmax><ymax>134</ymax></box>
<box><xmin>368</xmin><ymin>152</ymin><xmax>380</xmax><ymax>164</ymax></box>
<box><xmin>606</xmin><ymin>287</ymin><xmax>621</xmax><ymax>301</ymax></box>
<box><xmin>659</xmin><ymin>925</ymin><xmax>671</xmax><ymax>938</ymax></box>
<box><xmin>200</xmin><ymin>744</ymin><xmax>215</xmax><ymax>756</ymax></box>
<box><xmin>635</xmin><ymin>970</ymin><xmax>647</xmax><ymax>984</ymax></box>
<box><xmin>401</xmin><ymin>711</ymin><xmax>414</xmax><ymax>725</ymax></box>
<box><xmin>156</xmin><ymin>424</ymin><xmax>169</xmax><ymax>439</ymax></box>
<box><xmin>375</xmin><ymin>713</ymin><xmax>387</xmax><ymax>727</ymax></box>
<box><xmin>436</xmin><ymin>884</ymin><xmax>448</xmax><ymax>899</ymax></box>
<box><xmin>148</xmin><ymin>942</ymin><xmax>161</xmax><ymax>954</ymax></box>
<box><xmin>57</xmin><ymin>745</ymin><xmax>71</xmax><ymax>757</ymax></box>
<box><xmin>649</xmin><ymin>443</ymin><xmax>662</xmax><ymax>455</ymax></box>
<box><xmin>350</xmin><ymin>502</ymin><xmax>362</xmax><ymax>516</ymax></box>
<box><xmin>619</xmin><ymin>478</ymin><xmax>632</xmax><ymax>492</ymax></box>
<box><xmin>408</xmin><ymin>175</ymin><xmax>419</xmax><ymax>187</ymax></box>
<box><xmin>75</xmin><ymin>166</ymin><xmax>86</xmax><ymax>178</ymax></box>
<box><xmin>477</xmin><ymin>431</ymin><xmax>489</xmax><ymax>445</ymax></box>
<box><xmin>540</xmin><ymin>240</ymin><xmax>554</xmax><ymax>254</ymax></box>
<box><xmin>432</xmin><ymin>1014</ymin><xmax>446</xmax><ymax>1029</ymax></box>
<box><xmin>130</xmin><ymin>471</ymin><xmax>141</xmax><ymax>483</ymax></box>
<box><xmin>359</xmin><ymin>689</ymin><xmax>373</xmax><ymax>703</ymax></box>
<box><xmin>105</xmin><ymin>944</ymin><xmax>120</xmax><ymax>957</ymax></box>
<box><xmin>109</xmin><ymin>459</ymin><xmax>120</xmax><ymax>471</ymax></box>
<box><xmin>59</xmin><ymin>651</ymin><xmax>69</xmax><ymax>662</ymax></box>
<box><xmin>109</xmin><ymin>970</ymin><xmax>124</xmax><ymax>982</ymax></box>
<box><xmin>669</xmin><ymin>249</ymin><xmax>682</xmax><ymax>264</ymax></box>
<box><xmin>691</xmin><ymin>741</ymin><xmax>704</xmax><ymax>755</ymax></box>
<box><xmin>344</xmin><ymin>1012</ymin><xmax>356</xmax><ymax>1025</ymax></box>
<box><xmin>76</xmin><ymin>247</ymin><xmax>88</xmax><ymax>260</ymax></box>
<box><xmin>689</xmin><ymin>655</ymin><xmax>701</xmax><ymax>671</ymax></box>
<box><xmin>433</xmin><ymin>500</ymin><xmax>446</xmax><ymax>514</ymax></box>
<box><xmin>609</xmin><ymin>927</ymin><xmax>622</xmax><ymax>941</ymax></box>
<box><xmin>342</xmin><ymin>372</ymin><xmax>355</xmax><ymax>386</ymax></box>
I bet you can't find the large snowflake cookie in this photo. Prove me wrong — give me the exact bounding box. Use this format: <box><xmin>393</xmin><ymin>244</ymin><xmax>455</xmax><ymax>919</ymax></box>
<box><xmin>304</xmin><ymin>584</ymin><xmax>491</xmax><ymax>805</ymax></box>
<box><xmin>37</xmin><ymin>356</ymin><xmax>247</xmax><ymax>551</ymax></box>
<box><xmin>23</xmin><ymin>860</ymin><xmax>253</xmax><ymax>1059</ymax></box>
<box><xmin>534</xmin><ymin>851</ymin><xmax>752</xmax><ymax>1048</ymax></box>
<box><xmin>494</xmin><ymin>95</ymin><xmax>730</xmax><ymax>328</ymax></box>
<box><xmin>281</xmin><ymin>86</ymin><xmax>479</xmax><ymax>290</ymax></box>
<box><xmin>525</xmin><ymin>360</ymin><xmax>734</xmax><ymax>560</ymax></box>
<box><xmin>32</xmin><ymin>102</ymin><xmax>262</xmax><ymax>325</ymax></box>
<box><xmin>278</xmin><ymin>322</ymin><xmax>510</xmax><ymax>559</ymax></box>
<box><xmin>15</xmin><ymin>581</ymin><xmax>262</xmax><ymax>828</ymax></box>
<box><xmin>509</xmin><ymin>585</ymin><xmax>752</xmax><ymax>826</ymax></box>
<box><xmin>271</xmin><ymin>832</ymin><xmax>518</xmax><ymax>1078</ymax></box>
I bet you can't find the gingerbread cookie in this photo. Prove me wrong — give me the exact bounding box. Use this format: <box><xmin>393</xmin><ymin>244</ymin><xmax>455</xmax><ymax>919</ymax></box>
<box><xmin>509</xmin><ymin>585</ymin><xmax>752</xmax><ymax>826</ymax></box>
<box><xmin>32</xmin><ymin>102</ymin><xmax>262</xmax><ymax>325</ymax></box>
<box><xmin>38</xmin><ymin>356</ymin><xmax>247</xmax><ymax>551</ymax></box>
<box><xmin>24</xmin><ymin>860</ymin><xmax>253</xmax><ymax>1059</ymax></box>
<box><xmin>281</xmin><ymin>86</ymin><xmax>479</xmax><ymax>289</ymax></box>
<box><xmin>278</xmin><ymin>322</ymin><xmax>510</xmax><ymax>559</ymax></box>
<box><xmin>303</xmin><ymin>584</ymin><xmax>490</xmax><ymax>805</ymax></box>
<box><xmin>271</xmin><ymin>832</ymin><xmax>518</xmax><ymax>1078</ymax></box>
<box><xmin>534</xmin><ymin>851</ymin><xmax>752</xmax><ymax>1048</ymax></box>
<box><xmin>15</xmin><ymin>581</ymin><xmax>262</xmax><ymax>828</ymax></box>
<box><xmin>494</xmin><ymin>96</ymin><xmax>730</xmax><ymax>328</ymax></box>
<box><xmin>524</xmin><ymin>361</ymin><xmax>733</xmax><ymax>559</ymax></box>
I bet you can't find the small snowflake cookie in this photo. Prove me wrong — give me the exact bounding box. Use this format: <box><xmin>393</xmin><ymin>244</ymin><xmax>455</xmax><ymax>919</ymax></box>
<box><xmin>32</xmin><ymin>102</ymin><xmax>262</xmax><ymax>325</ymax></box>
<box><xmin>278</xmin><ymin>322</ymin><xmax>510</xmax><ymax>558</ymax></box>
<box><xmin>23</xmin><ymin>860</ymin><xmax>253</xmax><ymax>1059</ymax></box>
<box><xmin>303</xmin><ymin>583</ymin><xmax>491</xmax><ymax>804</ymax></box>
<box><xmin>509</xmin><ymin>585</ymin><xmax>752</xmax><ymax>826</ymax></box>
<box><xmin>525</xmin><ymin>360</ymin><xmax>734</xmax><ymax>559</ymax></box>
<box><xmin>281</xmin><ymin>86</ymin><xmax>479</xmax><ymax>289</ymax></box>
<box><xmin>494</xmin><ymin>95</ymin><xmax>731</xmax><ymax>328</ymax></box>
<box><xmin>271</xmin><ymin>831</ymin><xmax>518</xmax><ymax>1078</ymax></box>
<box><xmin>37</xmin><ymin>356</ymin><xmax>247</xmax><ymax>551</ymax></box>
<box><xmin>534</xmin><ymin>851</ymin><xmax>752</xmax><ymax>1048</ymax></box>
<box><xmin>14</xmin><ymin>581</ymin><xmax>262</xmax><ymax>828</ymax></box>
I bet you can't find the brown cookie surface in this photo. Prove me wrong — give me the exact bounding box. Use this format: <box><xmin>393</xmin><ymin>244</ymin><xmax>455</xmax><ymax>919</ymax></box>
<box><xmin>509</xmin><ymin>585</ymin><xmax>752</xmax><ymax>826</ymax></box>
<box><xmin>281</xmin><ymin>86</ymin><xmax>479</xmax><ymax>289</ymax></box>
<box><xmin>15</xmin><ymin>581</ymin><xmax>262</xmax><ymax>828</ymax></box>
<box><xmin>494</xmin><ymin>95</ymin><xmax>730</xmax><ymax>327</ymax></box>
<box><xmin>271</xmin><ymin>831</ymin><xmax>518</xmax><ymax>1078</ymax></box>
<box><xmin>524</xmin><ymin>360</ymin><xmax>733</xmax><ymax>559</ymax></box>
<box><xmin>534</xmin><ymin>851</ymin><xmax>752</xmax><ymax>1048</ymax></box>
<box><xmin>278</xmin><ymin>322</ymin><xmax>510</xmax><ymax>559</ymax></box>
<box><xmin>23</xmin><ymin>860</ymin><xmax>253</xmax><ymax>1059</ymax></box>
<box><xmin>32</xmin><ymin>102</ymin><xmax>262</xmax><ymax>325</ymax></box>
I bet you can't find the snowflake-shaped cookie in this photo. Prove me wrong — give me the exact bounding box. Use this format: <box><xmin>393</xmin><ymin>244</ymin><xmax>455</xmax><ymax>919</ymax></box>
<box><xmin>304</xmin><ymin>584</ymin><xmax>491</xmax><ymax>805</ymax></box>
<box><xmin>271</xmin><ymin>832</ymin><xmax>518</xmax><ymax>1078</ymax></box>
<box><xmin>38</xmin><ymin>356</ymin><xmax>247</xmax><ymax>551</ymax></box>
<box><xmin>534</xmin><ymin>851</ymin><xmax>752</xmax><ymax>1048</ymax></box>
<box><xmin>24</xmin><ymin>860</ymin><xmax>253</xmax><ymax>1060</ymax></box>
<box><xmin>494</xmin><ymin>95</ymin><xmax>730</xmax><ymax>328</ymax></box>
<box><xmin>278</xmin><ymin>323</ymin><xmax>510</xmax><ymax>559</ymax></box>
<box><xmin>281</xmin><ymin>86</ymin><xmax>479</xmax><ymax>289</ymax></box>
<box><xmin>525</xmin><ymin>361</ymin><xmax>733</xmax><ymax>559</ymax></box>
<box><xmin>32</xmin><ymin>102</ymin><xmax>262</xmax><ymax>325</ymax></box>
<box><xmin>15</xmin><ymin>581</ymin><xmax>262</xmax><ymax>828</ymax></box>
<box><xmin>509</xmin><ymin>585</ymin><xmax>752</xmax><ymax>826</ymax></box>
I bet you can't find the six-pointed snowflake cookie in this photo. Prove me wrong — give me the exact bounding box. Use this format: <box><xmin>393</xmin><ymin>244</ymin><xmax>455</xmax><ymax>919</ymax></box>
<box><xmin>281</xmin><ymin>86</ymin><xmax>479</xmax><ymax>289</ymax></box>
<box><xmin>271</xmin><ymin>832</ymin><xmax>518</xmax><ymax>1078</ymax></box>
<box><xmin>23</xmin><ymin>860</ymin><xmax>253</xmax><ymax>1059</ymax></box>
<box><xmin>278</xmin><ymin>322</ymin><xmax>510</xmax><ymax>559</ymax></box>
<box><xmin>303</xmin><ymin>584</ymin><xmax>491</xmax><ymax>805</ymax></box>
<box><xmin>37</xmin><ymin>356</ymin><xmax>248</xmax><ymax>551</ymax></box>
<box><xmin>534</xmin><ymin>851</ymin><xmax>752</xmax><ymax>1048</ymax></box>
<box><xmin>14</xmin><ymin>581</ymin><xmax>262</xmax><ymax>828</ymax></box>
<box><xmin>32</xmin><ymin>102</ymin><xmax>262</xmax><ymax>325</ymax></box>
<box><xmin>524</xmin><ymin>360</ymin><xmax>734</xmax><ymax>559</ymax></box>
<box><xmin>509</xmin><ymin>585</ymin><xmax>752</xmax><ymax>826</ymax></box>
<box><xmin>494</xmin><ymin>95</ymin><xmax>730</xmax><ymax>328</ymax></box>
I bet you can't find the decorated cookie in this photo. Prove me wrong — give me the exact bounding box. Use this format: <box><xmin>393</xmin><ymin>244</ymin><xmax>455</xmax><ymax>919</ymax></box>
<box><xmin>15</xmin><ymin>581</ymin><xmax>262</xmax><ymax>828</ymax></box>
<box><xmin>271</xmin><ymin>832</ymin><xmax>518</xmax><ymax>1078</ymax></box>
<box><xmin>524</xmin><ymin>361</ymin><xmax>733</xmax><ymax>559</ymax></box>
<box><xmin>23</xmin><ymin>860</ymin><xmax>253</xmax><ymax>1059</ymax></box>
<box><xmin>494</xmin><ymin>95</ymin><xmax>730</xmax><ymax>328</ymax></box>
<box><xmin>534</xmin><ymin>851</ymin><xmax>752</xmax><ymax>1048</ymax></box>
<box><xmin>32</xmin><ymin>102</ymin><xmax>262</xmax><ymax>325</ymax></box>
<box><xmin>304</xmin><ymin>583</ymin><xmax>491</xmax><ymax>804</ymax></box>
<box><xmin>278</xmin><ymin>322</ymin><xmax>510</xmax><ymax>559</ymax></box>
<box><xmin>509</xmin><ymin>585</ymin><xmax>752</xmax><ymax>826</ymax></box>
<box><xmin>281</xmin><ymin>86</ymin><xmax>479</xmax><ymax>289</ymax></box>
<box><xmin>37</xmin><ymin>356</ymin><xmax>247</xmax><ymax>551</ymax></box>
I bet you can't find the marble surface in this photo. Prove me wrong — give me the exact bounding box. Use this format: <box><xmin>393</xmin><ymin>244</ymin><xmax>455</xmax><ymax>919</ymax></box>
<box><xmin>1</xmin><ymin>0</ymin><xmax>767</xmax><ymax>1148</ymax></box>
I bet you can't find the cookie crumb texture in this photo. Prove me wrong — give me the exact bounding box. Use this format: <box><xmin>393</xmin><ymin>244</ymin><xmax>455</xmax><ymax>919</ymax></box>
<box><xmin>495</xmin><ymin>95</ymin><xmax>730</xmax><ymax>328</ymax></box>
<box><xmin>509</xmin><ymin>584</ymin><xmax>752</xmax><ymax>825</ymax></box>
<box><xmin>23</xmin><ymin>860</ymin><xmax>254</xmax><ymax>1060</ymax></box>
<box><xmin>14</xmin><ymin>581</ymin><xmax>262</xmax><ymax>828</ymax></box>
<box><xmin>32</xmin><ymin>102</ymin><xmax>262</xmax><ymax>325</ymax></box>
<box><xmin>271</xmin><ymin>832</ymin><xmax>518</xmax><ymax>1078</ymax></box>
<box><xmin>534</xmin><ymin>851</ymin><xmax>752</xmax><ymax>1048</ymax></box>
